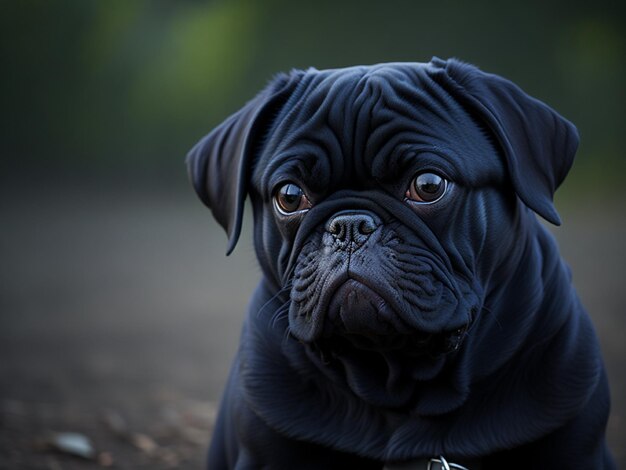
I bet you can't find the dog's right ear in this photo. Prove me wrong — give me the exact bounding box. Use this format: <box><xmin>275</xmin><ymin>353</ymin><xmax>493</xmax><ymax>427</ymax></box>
<box><xmin>186</xmin><ymin>73</ymin><xmax>301</xmax><ymax>254</ymax></box>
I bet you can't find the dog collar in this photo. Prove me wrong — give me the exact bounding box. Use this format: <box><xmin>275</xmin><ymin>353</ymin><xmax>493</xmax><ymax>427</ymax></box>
<box><xmin>384</xmin><ymin>455</ymin><xmax>475</xmax><ymax>470</ymax></box>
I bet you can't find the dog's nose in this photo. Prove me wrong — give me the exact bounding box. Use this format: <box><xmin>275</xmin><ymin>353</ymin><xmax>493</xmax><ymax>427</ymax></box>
<box><xmin>327</xmin><ymin>212</ymin><xmax>379</xmax><ymax>245</ymax></box>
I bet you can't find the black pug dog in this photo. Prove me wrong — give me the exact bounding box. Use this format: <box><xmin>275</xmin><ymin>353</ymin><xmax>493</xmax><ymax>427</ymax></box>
<box><xmin>187</xmin><ymin>58</ymin><xmax>615</xmax><ymax>469</ymax></box>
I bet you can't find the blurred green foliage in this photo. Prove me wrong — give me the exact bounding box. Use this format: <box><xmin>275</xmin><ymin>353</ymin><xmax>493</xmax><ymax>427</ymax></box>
<box><xmin>1</xmin><ymin>0</ymin><xmax>624</xmax><ymax>198</ymax></box>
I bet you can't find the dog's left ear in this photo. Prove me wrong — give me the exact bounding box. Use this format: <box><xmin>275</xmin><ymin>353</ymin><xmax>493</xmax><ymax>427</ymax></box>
<box><xmin>429</xmin><ymin>57</ymin><xmax>579</xmax><ymax>225</ymax></box>
<box><xmin>186</xmin><ymin>72</ymin><xmax>301</xmax><ymax>254</ymax></box>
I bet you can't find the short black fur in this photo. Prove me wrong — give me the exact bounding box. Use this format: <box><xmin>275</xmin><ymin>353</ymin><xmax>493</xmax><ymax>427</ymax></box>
<box><xmin>187</xmin><ymin>58</ymin><xmax>615</xmax><ymax>469</ymax></box>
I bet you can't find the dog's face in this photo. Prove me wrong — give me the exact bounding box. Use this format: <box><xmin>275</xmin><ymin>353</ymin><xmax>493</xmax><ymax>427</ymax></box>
<box><xmin>248</xmin><ymin>66</ymin><xmax>515</xmax><ymax>404</ymax></box>
<box><xmin>188</xmin><ymin>58</ymin><xmax>578</xmax><ymax>410</ymax></box>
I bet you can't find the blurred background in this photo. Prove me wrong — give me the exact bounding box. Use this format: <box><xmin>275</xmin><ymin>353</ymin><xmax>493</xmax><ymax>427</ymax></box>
<box><xmin>1</xmin><ymin>0</ymin><xmax>624</xmax><ymax>468</ymax></box>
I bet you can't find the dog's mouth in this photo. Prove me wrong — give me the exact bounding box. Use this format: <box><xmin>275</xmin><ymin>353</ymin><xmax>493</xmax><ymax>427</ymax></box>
<box><xmin>316</xmin><ymin>279</ymin><xmax>469</xmax><ymax>358</ymax></box>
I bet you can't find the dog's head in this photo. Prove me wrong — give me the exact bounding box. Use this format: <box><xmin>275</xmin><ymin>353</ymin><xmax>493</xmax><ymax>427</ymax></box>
<box><xmin>188</xmin><ymin>58</ymin><xmax>578</xmax><ymax>410</ymax></box>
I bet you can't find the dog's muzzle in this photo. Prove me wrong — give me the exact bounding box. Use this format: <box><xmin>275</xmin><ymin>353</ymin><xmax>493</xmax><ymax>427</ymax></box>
<box><xmin>289</xmin><ymin>209</ymin><xmax>472</xmax><ymax>358</ymax></box>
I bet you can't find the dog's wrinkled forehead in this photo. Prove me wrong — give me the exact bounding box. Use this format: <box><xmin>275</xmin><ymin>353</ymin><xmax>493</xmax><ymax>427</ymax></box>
<box><xmin>253</xmin><ymin>64</ymin><xmax>504</xmax><ymax>196</ymax></box>
<box><xmin>187</xmin><ymin>58</ymin><xmax>579</xmax><ymax>253</ymax></box>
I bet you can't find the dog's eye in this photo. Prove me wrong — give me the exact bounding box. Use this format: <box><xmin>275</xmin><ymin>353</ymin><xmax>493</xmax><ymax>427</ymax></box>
<box><xmin>274</xmin><ymin>183</ymin><xmax>312</xmax><ymax>215</ymax></box>
<box><xmin>406</xmin><ymin>172</ymin><xmax>448</xmax><ymax>203</ymax></box>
